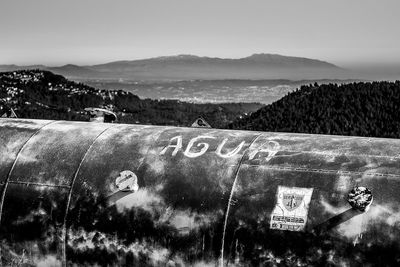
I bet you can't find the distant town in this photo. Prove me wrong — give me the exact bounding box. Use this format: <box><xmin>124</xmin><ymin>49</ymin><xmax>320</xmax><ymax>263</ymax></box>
<box><xmin>0</xmin><ymin>69</ymin><xmax>262</xmax><ymax>126</ymax></box>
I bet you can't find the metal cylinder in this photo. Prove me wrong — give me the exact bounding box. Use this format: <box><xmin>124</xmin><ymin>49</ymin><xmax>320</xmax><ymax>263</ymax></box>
<box><xmin>1</xmin><ymin>118</ymin><xmax>400</xmax><ymax>266</ymax></box>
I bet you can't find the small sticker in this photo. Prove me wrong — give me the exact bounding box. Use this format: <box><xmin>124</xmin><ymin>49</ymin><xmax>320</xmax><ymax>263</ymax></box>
<box><xmin>270</xmin><ymin>186</ymin><xmax>313</xmax><ymax>232</ymax></box>
<box><xmin>115</xmin><ymin>170</ymin><xmax>139</xmax><ymax>192</ymax></box>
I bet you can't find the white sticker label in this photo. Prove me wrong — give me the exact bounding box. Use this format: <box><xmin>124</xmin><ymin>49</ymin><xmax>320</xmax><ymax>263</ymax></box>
<box><xmin>270</xmin><ymin>186</ymin><xmax>313</xmax><ymax>232</ymax></box>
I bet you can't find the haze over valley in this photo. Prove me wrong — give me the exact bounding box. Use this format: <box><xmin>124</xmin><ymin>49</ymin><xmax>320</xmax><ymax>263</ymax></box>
<box><xmin>0</xmin><ymin>53</ymin><xmax>364</xmax><ymax>104</ymax></box>
<box><xmin>83</xmin><ymin>78</ymin><xmax>360</xmax><ymax>104</ymax></box>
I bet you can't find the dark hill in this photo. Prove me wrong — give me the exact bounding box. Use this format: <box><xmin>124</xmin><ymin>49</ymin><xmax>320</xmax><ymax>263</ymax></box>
<box><xmin>228</xmin><ymin>81</ymin><xmax>400</xmax><ymax>138</ymax></box>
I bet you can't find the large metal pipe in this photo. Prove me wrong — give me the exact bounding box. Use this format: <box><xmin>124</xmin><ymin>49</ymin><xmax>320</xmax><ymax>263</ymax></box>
<box><xmin>0</xmin><ymin>118</ymin><xmax>400</xmax><ymax>266</ymax></box>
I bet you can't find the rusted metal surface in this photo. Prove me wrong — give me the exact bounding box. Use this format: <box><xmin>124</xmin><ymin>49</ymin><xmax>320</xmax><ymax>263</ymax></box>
<box><xmin>1</xmin><ymin>118</ymin><xmax>400</xmax><ymax>266</ymax></box>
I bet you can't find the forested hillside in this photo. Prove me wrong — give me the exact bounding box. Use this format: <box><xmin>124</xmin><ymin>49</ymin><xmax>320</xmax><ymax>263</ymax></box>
<box><xmin>228</xmin><ymin>81</ymin><xmax>400</xmax><ymax>138</ymax></box>
<box><xmin>0</xmin><ymin>70</ymin><xmax>262</xmax><ymax>126</ymax></box>
<box><xmin>3</xmin><ymin>70</ymin><xmax>400</xmax><ymax>139</ymax></box>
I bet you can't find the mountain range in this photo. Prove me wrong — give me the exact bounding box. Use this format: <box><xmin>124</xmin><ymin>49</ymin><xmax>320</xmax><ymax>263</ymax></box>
<box><xmin>0</xmin><ymin>54</ymin><xmax>347</xmax><ymax>81</ymax></box>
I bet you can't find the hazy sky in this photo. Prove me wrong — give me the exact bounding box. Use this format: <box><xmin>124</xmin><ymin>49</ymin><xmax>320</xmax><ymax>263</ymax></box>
<box><xmin>1</xmin><ymin>0</ymin><xmax>399</xmax><ymax>67</ymax></box>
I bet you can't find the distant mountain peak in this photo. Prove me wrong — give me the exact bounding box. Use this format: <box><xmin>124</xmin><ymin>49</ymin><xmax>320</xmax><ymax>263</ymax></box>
<box><xmin>56</xmin><ymin>64</ymin><xmax>85</xmax><ymax>70</ymax></box>
<box><xmin>61</xmin><ymin>64</ymin><xmax>80</xmax><ymax>68</ymax></box>
<box><xmin>242</xmin><ymin>53</ymin><xmax>339</xmax><ymax>68</ymax></box>
<box><xmin>247</xmin><ymin>53</ymin><xmax>283</xmax><ymax>58</ymax></box>
<box><xmin>156</xmin><ymin>54</ymin><xmax>202</xmax><ymax>60</ymax></box>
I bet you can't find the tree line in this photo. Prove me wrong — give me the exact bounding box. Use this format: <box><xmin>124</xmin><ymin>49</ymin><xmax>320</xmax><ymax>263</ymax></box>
<box><xmin>228</xmin><ymin>81</ymin><xmax>400</xmax><ymax>138</ymax></box>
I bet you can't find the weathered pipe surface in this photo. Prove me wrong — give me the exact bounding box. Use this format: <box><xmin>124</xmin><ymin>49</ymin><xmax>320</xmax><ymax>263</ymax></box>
<box><xmin>1</xmin><ymin>118</ymin><xmax>400</xmax><ymax>266</ymax></box>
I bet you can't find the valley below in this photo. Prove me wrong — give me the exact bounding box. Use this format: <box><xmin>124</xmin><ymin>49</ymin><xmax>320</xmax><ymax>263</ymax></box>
<box><xmin>81</xmin><ymin>78</ymin><xmax>360</xmax><ymax>104</ymax></box>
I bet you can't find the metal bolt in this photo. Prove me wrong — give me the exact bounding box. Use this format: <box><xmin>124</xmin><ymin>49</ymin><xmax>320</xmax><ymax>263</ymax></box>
<box><xmin>347</xmin><ymin>186</ymin><xmax>373</xmax><ymax>212</ymax></box>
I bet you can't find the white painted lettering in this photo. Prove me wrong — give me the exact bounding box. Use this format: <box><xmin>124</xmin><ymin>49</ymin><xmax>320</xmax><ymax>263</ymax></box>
<box><xmin>183</xmin><ymin>136</ymin><xmax>216</xmax><ymax>158</ymax></box>
<box><xmin>216</xmin><ymin>138</ymin><xmax>246</xmax><ymax>158</ymax></box>
<box><xmin>160</xmin><ymin>135</ymin><xmax>183</xmax><ymax>156</ymax></box>
<box><xmin>248</xmin><ymin>140</ymin><xmax>280</xmax><ymax>161</ymax></box>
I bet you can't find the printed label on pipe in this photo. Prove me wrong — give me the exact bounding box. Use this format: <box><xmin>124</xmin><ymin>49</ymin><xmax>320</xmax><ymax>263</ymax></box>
<box><xmin>270</xmin><ymin>186</ymin><xmax>313</xmax><ymax>232</ymax></box>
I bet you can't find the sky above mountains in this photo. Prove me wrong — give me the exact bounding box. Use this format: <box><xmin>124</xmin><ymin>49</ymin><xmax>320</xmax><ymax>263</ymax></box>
<box><xmin>0</xmin><ymin>0</ymin><xmax>399</xmax><ymax>68</ymax></box>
